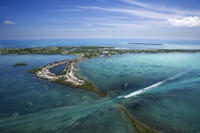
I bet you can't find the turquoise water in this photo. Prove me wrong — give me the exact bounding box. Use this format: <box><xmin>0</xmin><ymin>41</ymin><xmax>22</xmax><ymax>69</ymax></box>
<box><xmin>1</xmin><ymin>39</ymin><xmax>200</xmax><ymax>49</ymax></box>
<box><xmin>0</xmin><ymin>52</ymin><xmax>200</xmax><ymax>132</ymax></box>
<box><xmin>79</xmin><ymin>53</ymin><xmax>200</xmax><ymax>132</ymax></box>
<box><xmin>0</xmin><ymin>54</ymin><xmax>129</xmax><ymax>133</ymax></box>
<box><xmin>0</xmin><ymin>55</ymin><xmax>101</xmax><ymax>119</ymax></box>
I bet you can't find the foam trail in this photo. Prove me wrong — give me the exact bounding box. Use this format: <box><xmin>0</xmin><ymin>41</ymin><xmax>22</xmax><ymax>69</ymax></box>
<box><xmin>120</xmin><ymin>70</ymin><xmax>191</xmax><ymax>99</ymax></box>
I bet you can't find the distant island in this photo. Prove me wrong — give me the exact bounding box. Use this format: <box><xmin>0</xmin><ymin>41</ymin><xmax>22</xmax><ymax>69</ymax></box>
<box><xmin>128</xmin><ymin>42</ymin><xmax>163</xmax><ymax>45</ymax></box>
<box><xmin>13</xmin><ymin>62</ymin><xmax>27</xmax><ymax>66</ymax></box>
<box><xmin>1</xmin><ymin>46</ymin><xmax>200</xmax><ymax>55</ymax></box>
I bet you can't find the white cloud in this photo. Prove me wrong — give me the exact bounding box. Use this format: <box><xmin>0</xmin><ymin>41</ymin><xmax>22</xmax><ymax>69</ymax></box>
<box><xmin>122</xmin><ymin>0</ymin><xmax>152</xmax><ymax>9</ymax></box>
<box><xmin>3</xmin><ymin>20</ymin><xmax>16</xmax><ymax>24</ymax></box>
<box><xmin>80</xmin><ymin>6</ymin><xmax>178</xmax><ymax>20</ymax></box>
<box><xmin>121</xmin><ymin>0</ymin><xmax>200</xmax><ymax>16</ymax></box>
<box><xmin>93</xmin><ymin>23</ymin><xmax>148</xmax><ymax>29</ymax></box>
<box><xmin>168</xmin><ymin>16</ymin><xmax>200</xmax><ymax>27</ymax></box>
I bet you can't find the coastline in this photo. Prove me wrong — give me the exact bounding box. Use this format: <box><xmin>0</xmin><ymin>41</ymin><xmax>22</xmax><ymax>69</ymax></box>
<box><xmin>28</xmin><ymin>56</ymin><xmax>107</xmax><ymax>97</ymax></box>
<box><xmin>1</xmin><ymin>46</ymin><xmax>200</xmax><ymax>55</ymax></box>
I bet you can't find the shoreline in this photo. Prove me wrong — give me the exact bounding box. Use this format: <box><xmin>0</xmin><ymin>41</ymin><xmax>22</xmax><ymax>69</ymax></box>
<box><xmin>28</xmin><ymin>56</ymin><xmax>107</xmax><ymax>97</ymax></box>
<box><xmin>1</xmin><ymin>46</ymin><xmax>200</xmax><ymax>55</ymax></box>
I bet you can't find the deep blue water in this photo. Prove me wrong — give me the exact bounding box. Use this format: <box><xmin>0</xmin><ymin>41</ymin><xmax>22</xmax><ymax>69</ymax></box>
<box><xmin>0</xmin><ymin>40</ymin><xmax>200</xmax><ymax>132</ymax></box>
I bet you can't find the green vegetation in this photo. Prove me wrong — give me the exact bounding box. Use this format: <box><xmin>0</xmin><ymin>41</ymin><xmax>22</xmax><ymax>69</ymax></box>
<box><xmin>74</xmin><ymin>64</ymin><xmax>107</xmax><ymax>97</ymax></box>
<box><xmin>1</xmin><ymin>46</ymin><xmax>200</xmax><ymax>59</ymax></box>
<box><xmin>0</xmin><ymin>46</ymin><xmax>110</xmax><ymax>55</ymax></box>
<box><xmin>1</xmin><ymin>47</ymin><xmax>63</xmax><ymax>55</ymax></box>
<box><xmin>119</xmin><ymin>106</ymin><xmax>159</xmax><ymax>133</ymax></box>
<box><xmin>55</xmin><ymin>77</ymin><xmax>107</xmax><ymax>97</ymax></box>
<box><xmin>27</xmin><ymin>67</ymin><xmax>42</xmax><ymax>74</ymax></box>
<box><xmin>27</xmin><ymin>58</ymin><xmax>107</xmax><ymax>97</ymax></box>
<box><xmin>13</xmin><ymin>62</ymin><xmax>27</xmax><ymax>66</ymax></box>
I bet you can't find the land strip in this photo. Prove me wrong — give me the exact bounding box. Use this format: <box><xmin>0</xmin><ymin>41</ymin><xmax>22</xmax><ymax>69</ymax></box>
<box><xmin>118</xmin><ymin>105</ymin><xmax>159</xmax><ymax>133</ymax></box>
<box><xmin>1</xmin><ymin>46</ymin><xmax>200</xmax><ymax>56</ymax></box>
<box><xmin>28</xmin><ymin>57</ymin><xmax>107</xmax><ymax>97</ymax></box>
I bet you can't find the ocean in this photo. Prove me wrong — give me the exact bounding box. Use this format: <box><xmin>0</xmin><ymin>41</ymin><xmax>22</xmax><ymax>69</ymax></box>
<box><xmin>1</xmin><ymin>39</ymin><xmax>200</xmax><ymax>49</ymax></box>
<box><xmin>0</xmin><ymin>39</ymin><xmax>200</xmax><ymax>132</ymax></box>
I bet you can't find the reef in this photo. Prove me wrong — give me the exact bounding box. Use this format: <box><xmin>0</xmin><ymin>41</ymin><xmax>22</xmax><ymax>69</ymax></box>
<box><xmin>13</xmin><ymin>62</ymin><xmax>27</xmax><ymax>66</ymax></box>
<box><xmin>118</xmin><ymin>105</ymin><xmax>159</xmax><ymax>133</ymax></box>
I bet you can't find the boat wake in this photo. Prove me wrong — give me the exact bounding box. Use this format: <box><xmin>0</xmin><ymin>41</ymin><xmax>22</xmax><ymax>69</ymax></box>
<box><xmin>118</xmin><ymin>70</ymin><xmax>191</xmax><ymax>99</ymax></box>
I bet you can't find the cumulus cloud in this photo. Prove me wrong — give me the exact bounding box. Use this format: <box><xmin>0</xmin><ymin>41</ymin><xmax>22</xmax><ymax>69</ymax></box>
<box><xmin>3</xmin><ymin>20</ymin><xmax>16</xmax><ymax>24</ymax></box>
<box><xmin>168</xmin><ymin>16</ymin><xmax>200</xmax><ymax>27</ymax></box>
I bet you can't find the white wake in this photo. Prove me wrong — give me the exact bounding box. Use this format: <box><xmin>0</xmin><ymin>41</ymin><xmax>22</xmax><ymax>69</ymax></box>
<box><xmin>119</xmin><ymin>70</ymin><xmax>190</xmax><ymax>99</ymax></box>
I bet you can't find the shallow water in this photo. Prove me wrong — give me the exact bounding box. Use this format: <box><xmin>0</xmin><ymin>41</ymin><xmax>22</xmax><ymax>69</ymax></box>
<box><xmin>79</xmin><ymin>53</ymin><xmax>200</xmax><ymax>132</ymax></box>
<box><xmin>0</xmin><ymin>54</ymin><xmax>131</xmax><ymax>133</ymax></box>
<box><xmin>1</xmin><ymin>39</ymin><xmax>200</xmax><ymax>49</ymax></box>
<box><xmin>0</xmin><ymin>53</ymin><xmax>200</xmax><ymax>132</ymax></box>
<box><xmin>0</xmin><ymin>55</ymin><xmax>101</xmax><ymax>119</ymax></box>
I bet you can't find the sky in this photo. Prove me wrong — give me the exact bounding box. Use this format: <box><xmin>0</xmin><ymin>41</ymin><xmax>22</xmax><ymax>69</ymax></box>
<box><xmin>0</xmin><ymin>0</ymin><xmax>200</xmax><ymax>40</ymax></box>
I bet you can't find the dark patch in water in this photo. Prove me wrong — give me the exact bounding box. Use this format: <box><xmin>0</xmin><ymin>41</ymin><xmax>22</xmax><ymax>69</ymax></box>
<box><xmin>151</xmin><ymin>65</ymin><xmax>161</xmax><ymax>68</ymax></box>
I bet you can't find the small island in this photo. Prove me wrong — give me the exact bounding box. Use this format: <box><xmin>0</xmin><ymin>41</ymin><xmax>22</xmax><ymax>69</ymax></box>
<box><xmin>28</xmin><ymin>57</ymin><xmax>107</xmax><ymax>97</ymax></box>
<box><xmin>128</xmin><ymin>42</ymin><xmax>163</xmax><ymax>45</ymax></box>
<box><xmin>13</xmin><ymin>62</ymin><xmax>27</xmax><ymax>66</ymax></box>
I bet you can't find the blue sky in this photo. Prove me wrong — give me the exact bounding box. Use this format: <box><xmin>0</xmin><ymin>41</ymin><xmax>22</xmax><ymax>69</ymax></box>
<box><xmin>0</xmin><ymin>0</ymin><xmax>200</xmax><ymax>40</ymax></box>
